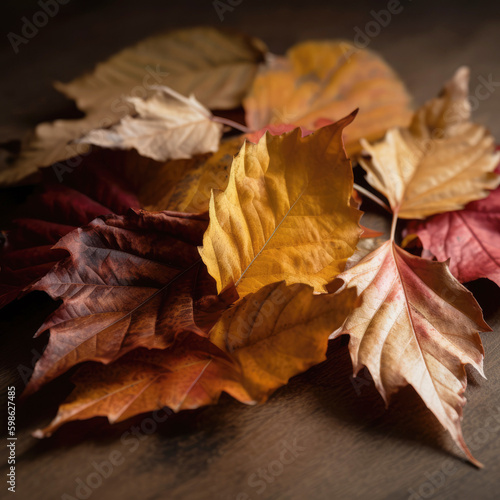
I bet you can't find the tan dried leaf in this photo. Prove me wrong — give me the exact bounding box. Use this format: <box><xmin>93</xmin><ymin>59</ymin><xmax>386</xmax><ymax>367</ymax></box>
<box><xmin>0</xmin><ymin>117</ymin><xmax>100</xmax><ymax>186</ymax></box>
<box><xmin>2</xmin><ymin>28</ymin><xmax>265</xmax><ymax>186</ymax></box>
<box><xmin>57</xmin><ymin>27</ymin><xmax>266</xmax><ymax>114</ymax></box>
<box><xmin>79</xmin><ymin>87</ymin><xmax>223</xmax><ymax>162</ymax></box>
<box><xmin>360</xmin><ymin>67</ymin><xmax>500</xmax><ymax>219</ymax></box>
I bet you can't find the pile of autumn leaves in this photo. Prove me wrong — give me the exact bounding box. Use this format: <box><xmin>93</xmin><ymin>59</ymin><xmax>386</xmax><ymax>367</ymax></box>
<box><xmin>1</xmin><ymin>28</ymin><xmax>499</xmax><ymax>468</ymax></box>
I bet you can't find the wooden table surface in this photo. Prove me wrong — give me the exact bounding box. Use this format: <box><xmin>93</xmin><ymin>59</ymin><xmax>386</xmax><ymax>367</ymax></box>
<box><xmin>1</xmin><ymin>1</ymin><xmax>499</xmax><ymax>499</ymax></box>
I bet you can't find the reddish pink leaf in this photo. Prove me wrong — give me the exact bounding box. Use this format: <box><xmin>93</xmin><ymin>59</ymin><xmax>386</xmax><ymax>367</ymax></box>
<box><xmin>245</xmin><ymin>123</ymin><xmax>313</xmax><ymax>143</ymax></box>
<box><xmin>407</xmin><ymin>160</ymin><xmax>500</xmax><ymax>286</ymax></box>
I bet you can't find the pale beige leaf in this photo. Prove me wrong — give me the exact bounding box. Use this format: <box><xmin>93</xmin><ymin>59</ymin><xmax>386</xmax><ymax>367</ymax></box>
<box><xmin>360</xmin><ymin>67</ymin><xmax>500</xmax><ymax>219</ymax></box>
<box><xmin>0</xmin><ymin>116</ymin><xmax>103</xmax><ymax>186</ymax></box>
<box><xmin>199</xmin><ymin>115</ymin><xmax>362</xmax><ymax>297</ymax></box>
<box><xmin>2</xmin><ymin>28</ymin><xmax>265</xmax><ymax>186</ymax></box>
<box><xmin>79</xmin><ymin>87</ymin><xmax>223</xmax><ymax>161</ymax></box>
<box><xmin>56</xmin><ymin>27</ymin><xmax>266</xmax><ymax>114</ymax></box>
<box><xmin>334</xmin><ymin>240</ymin><xmax>490</xmax><ymax>466</ymax></box>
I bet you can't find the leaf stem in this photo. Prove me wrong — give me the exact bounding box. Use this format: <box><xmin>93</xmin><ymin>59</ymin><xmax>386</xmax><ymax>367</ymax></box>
<box><xmin>353</xmin><ymin>184</ymin><xmax>391</xmax><ymax>213</ymax></box>
<box><xmin>211</xmin><ymin>116</ymin><xmax>251</xmax><ymax>134</ymax></box>
<box><xmin>390</xmin><ymin>211</ymin><xmax>399</xmax><ymax>242</ymax></box>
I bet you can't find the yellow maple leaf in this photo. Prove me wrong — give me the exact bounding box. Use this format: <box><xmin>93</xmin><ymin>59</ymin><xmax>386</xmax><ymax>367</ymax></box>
<box><xmin>199</xmin><ymin>114</ymin><xmax>362</xmax><ymax>297</ymax></box>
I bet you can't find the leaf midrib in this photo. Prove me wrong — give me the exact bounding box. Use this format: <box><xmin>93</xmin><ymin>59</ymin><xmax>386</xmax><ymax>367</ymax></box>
<box><xmin>235</xmin><ymin>186</ymin><xmax>307</xmax><ymax>287</ymax></box>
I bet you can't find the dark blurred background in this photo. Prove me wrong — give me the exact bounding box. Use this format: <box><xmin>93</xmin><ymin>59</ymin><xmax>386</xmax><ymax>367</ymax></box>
<box><xmin>1</xmin><ymin>0</ymin><xmax>499</xmax><ymax>145</ymax></box>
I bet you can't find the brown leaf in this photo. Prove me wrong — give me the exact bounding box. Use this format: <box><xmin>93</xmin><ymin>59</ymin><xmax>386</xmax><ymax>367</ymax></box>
<box><xmin>35</xmin><ymin>333</ymin><xmax>253</xmax><ymax>437</ymax></box>
<box><xmin>0</xmin><ymin>159</ymin><xmax>140</xmax><ymax>309</ymax></box>
<box><xmin>334</xmin><ymin>240</ymin><xmax>490</xmax><ymax>466</ymax></box>
<box><xmin>24</xmin><ymin>209</ymin><xmax>236</xmax><ymax>397</ymax></box>
<box><xmin>35</xmin><ymin>282</ymin><xmax>356</xmax><ymax>436</ymax></box>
